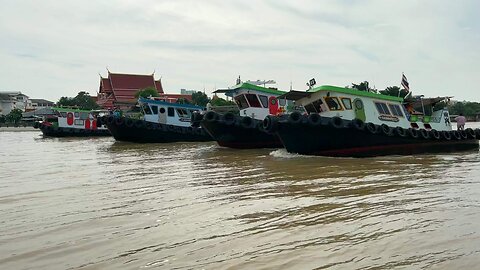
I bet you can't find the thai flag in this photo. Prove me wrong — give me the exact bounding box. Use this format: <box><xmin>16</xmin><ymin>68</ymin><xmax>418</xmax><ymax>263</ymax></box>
<box><xmin>401</xmin><ymin>73</ymin><xmax>410</xmax><ymax>92</ymax></box>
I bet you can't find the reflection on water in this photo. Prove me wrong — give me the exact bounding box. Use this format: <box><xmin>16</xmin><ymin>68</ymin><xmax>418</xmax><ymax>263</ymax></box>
<box><xmin>1</xmin><ymin>131</ymin><xmax>480</xmax><ymax>269</ymax></box>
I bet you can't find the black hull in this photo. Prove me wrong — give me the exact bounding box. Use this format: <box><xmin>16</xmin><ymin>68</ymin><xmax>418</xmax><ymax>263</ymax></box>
<box><xmin>269</xmin><ymin>116</ymin><xmax>479</xmax><ymax>157</ymax></box>
<box><xmin>38</xmin><ymin>125</ymin><xmax>111</xmax><ymax>137</ymax></box>
<box><xmin>200</xmin><ymin>112</ymin><xmax>282</xmax><ymax>149</ymax></box>
<box><xmin>105</xmin><ymin>116</ymin><xmax>213</xmax><ymax>143</ymax></box>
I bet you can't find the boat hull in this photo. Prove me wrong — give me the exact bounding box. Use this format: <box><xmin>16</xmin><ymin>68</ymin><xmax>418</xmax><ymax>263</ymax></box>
<box><xmin>200</xmin><ymin>112</ymin><xmax>282</xmax><ymax>149</ymax></box>
<box><xmin>269</xmin><ymin>116</ymin><xmax>479</xmax><ymax>157</ymax></box>
<box><xmin>38</xmin><ymin>124</ymin><xmax>111</xmax><ymax>137</ymax></box>
<box><xmin>104</xmin><ymin>116</ymin><xmax>213</xmax><ymax>143</ymax></box>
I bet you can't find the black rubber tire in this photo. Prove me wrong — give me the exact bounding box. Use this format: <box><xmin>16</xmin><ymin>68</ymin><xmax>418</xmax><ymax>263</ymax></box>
<box><xmin>459</xmin><ymin>130</ymin><xmax>468</xmax><ymax>139</ymax></box>
<box><xmin>408</xmin><ymin>128</ymin><xmax>419</xmax><ymax>139</ymax></box>
<box><xmin>107</xmin><ymin>116</ymin><xmax>115</xmax><ymax>125</ymax></box>
<box><xmin>429</xmin><ymin>129</ymin><xmax>441</xmax><ymax>140</ymax></box>
<box><xmin>145</xmin><ymin>122</ymin><xmax>153</xmax><ymax>130</ymax></box>
<box><xmin>288</xmin><ymin>111</ymin><xmax>303</xmax><ymax>124</ymax></box>
<box><xmin>465</xmin><ymin>128</ymin><xmax>476</xmax><ymax>139</ymax></box>
<box><xmin>442</xmin><ymin>131</ymin><xmax>451</xmax><ymax>140</ymax></box>
<box><xmin>307</xmin><ymin>113</ymin><xmax>322</xmax><ymax>126</ymax></box>
<box><xmin>365</xmin><ymin>122</ymin><xmax>378</xmax><ymax>134</ymax></box>
<box><xmin>451</xmin><ymin>130</ymin><xmax>461</xmax><ymax>140</ymax></box>
<box><xmin>241</xmin><ymin>116</ymin><xmax>255</xmax><ymax>129</ymax></box>
<box><xmin>222</xmin><ymin>112</ymin><xmax>236</xmax><ymax>126</ymax></box>
<box><xmin>329</xmin><ymin>116</ymin><xmax>343</xmax><ymax>129</ymax></box>
<box><xmin>349</xmin><ymin>118</ymin><xmax>365</xmax><ymax>131</ymax></box>
<box><xmin>419</xmin><ymin>129</ymin><xmax>430</xmax><ymax>139</ymax></box>
<box><xmin>134</xmin><ymin>120</ymin><xmax>144</xmax><ymax>128</ymax></box>
<box><xmin>114</xmin><ymin>117</ymin><xmax>124</xmax><ymax>126</ymax></box>
<box><xmin>394</xmin><ymin>126</ymin><xmax>407</xmax><ymax>137</ymax></box>
<box><xmin>125</xmin><ymin>118</ymin><xmax>134</xmax><ymax>127</ymax></box>
<box><xmin>380</xmin><ymin>124</ymin><xmax>392</xmax><ymax>136</ymax></box>
<box><xmin>204</xmin><ymin>111</ymin><xmax>218</xmax><ymax>122</ymax></box>
<box><xmin>263</xmin><ymin>115</ymin><xmax>279</xmax><ymax>133</ymax></box>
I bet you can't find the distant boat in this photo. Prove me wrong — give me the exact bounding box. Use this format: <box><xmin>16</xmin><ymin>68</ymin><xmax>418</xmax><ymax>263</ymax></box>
<box><xmin>264</xmin><ymin>85</ymin><xmax>480</xmax><ymax>157</ymax></box>
<box><xmin>101</xmin><ymin>97</ymin><xmax>212</xmax><ymax>143</ymax></box>
<box><xmin>34</xmin><ymin>107</ymin><xmax>111</xmax><ymax>137</ymax></box>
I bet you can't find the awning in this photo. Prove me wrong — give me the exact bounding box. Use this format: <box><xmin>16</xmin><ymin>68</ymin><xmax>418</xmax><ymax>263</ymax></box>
<box><xmin>404</xmin><ymin>96</ymin><xmax>452</xmax><ymax>107</ymax></box>
<box><xmin>276</xmin><ymin>90</ymin><xmax>311</xmax><ymax>101</ymax></box>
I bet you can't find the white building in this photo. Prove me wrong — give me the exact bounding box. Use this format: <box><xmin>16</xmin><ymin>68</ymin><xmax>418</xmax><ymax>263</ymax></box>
<box><xmin>0</xmin><ymin>91</ymin><xmax>31</xmax><ymax>115</ymax></box>
<box><xmin>30</xmin><ymin>99</ymin><xmax>54</xmax><ymax>110</ymax></box>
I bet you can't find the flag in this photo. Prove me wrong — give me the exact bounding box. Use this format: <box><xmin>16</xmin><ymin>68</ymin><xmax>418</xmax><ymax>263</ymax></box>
<box><xmin>401</xmin><ymin>73</ymin><xmax>410</xmax><ymax>92</ymax></box>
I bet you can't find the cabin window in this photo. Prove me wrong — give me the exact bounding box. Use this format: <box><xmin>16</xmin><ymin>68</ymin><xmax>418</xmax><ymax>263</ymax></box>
<box><xmin>324</xmin><ymin>97</ymin><xmax>342</xmax><ymax>111</ymax></box>
<box><xmin>304</xmin><ymin>99</ymin><xmax>324</xmax><ymax>113</ymax></box>
<box><xmin>167</xmin><ymin>107</ymin><xmax>175</xmax><ymax>117</ymax></box>
<box><xmin>144</xmin><ymin>105</ymin><xmax>152</xmax><ymax>115</ymax></box>
<box><xmin>151</xmin><ymin>105</ymin><xmax>158</xmax><ymax>115</ymax></box>
<box><xmin>79</xmin><ymin>112</ymin><xmax>89</xmax><ymax>119</ymax></box>
<box><xmin>388</xmin><ymin>104</ymin><xmax>404</xmax><ymax>117</ymax></box>
<box><xmin>279</xmin><ymin>99</ymin><xmax>286</xmax><ymax>106</ymax></box>
<box><xmin>234</xmin><ymin>94</ymin><xmax>249</xmax><ymax>110</ymax></box>
<box><xmin>74</xmin><ymin>112</ymin><xmax>79</xmax><ymax>118</ymax></box>
<box><xmin>258</xmin><ymin>95</ymin><xmax>268</xmax><ymax>108</ymax></box>
<box><xmin>245</xmin><ymin>94</ymin><xmax>262</xmax><ymax>108</ymax></box>
<box><xmin>159</xmin><ymin>107</ymin><xmax>166</xmax><ymax>114</ymax></box>
<box><xmin>374</xmin><ymin>102</ymin><xmax>391</xmax><ymax>115</ymax></box>
<box><xmin>176</xmin><ymin>108</ymin><xmax>188</xmax><ymax>117</ymax></box>
<box><xmin>59</xmin><ymin>112</ymin><xmax>67</xmax><ymax>117</ymax></box>
<box><xmin>74</xmin><ymin>119</ymin><xmax>84</xmax><ymax>126</ymax></box>
<box><xmin>304</xmin><ymin>104</ymin><xmax>317</xmax><ymax>114</ymax></box>
<box><xmin>341</xmin><ymin>98</ymin><xmax>352</xmax><ymax>110</ymax></box>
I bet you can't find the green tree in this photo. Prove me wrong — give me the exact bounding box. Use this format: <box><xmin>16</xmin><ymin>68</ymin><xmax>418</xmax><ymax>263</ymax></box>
<box><xmin>210</xmin><ymin>97</ymin><xmax>235</xmax><ymax>106</ymax></box>
<box><xmin>176</xmin><ymin>98</ymin><xmax>191</xmax><ymax>104</ymax></box>
<box><xmin>6</xmin><ymin>108</ymin><xmax>23</xmax><ymax>123</ymax></box>
<box><xmin>135</xmin><ymin>87</ymin><xmax>159</xmax><ymax>99</ymax></box>
<box><xmin>351</xmin><ymin>81</ymin><xmax>377</xmax><ymax>93</ymax></box>
<box><xmin>57</xmin><ymin>91</ymin><xmax>99</xmax><ymax>110</ymax></box>
<box><xmin>191</xmin><ymin>91</ymin><xmax>210</xmax><ymax>107</ymax></box>
<box><xmin>379</xmin><ymin>86</ymin><xmax>409</xmax><ymax>98</ymax></box>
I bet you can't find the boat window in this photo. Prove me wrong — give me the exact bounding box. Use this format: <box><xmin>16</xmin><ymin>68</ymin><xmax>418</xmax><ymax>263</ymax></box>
<box><xmin>234</xmin><ymin>94</ymin><xmax>249</xmax><ymax>110</ymax></box>
<box><xmin>279</xmin><ymin>99</ymin><xmax>286</xmax><ymax>106</ymax></box>
<box><xmin>304</xmin><ymin>103</ymin><xmax>317</xmax><ymax>113</ymax></box>
<box><xmin>79</xmin><ymin>112</ymin><xmax>89</xmax><ymax>119</ymax></box>
<box><xmin>144</xmin><ymin>105</ymin><xmax>152</xmax><ymax>115</ymax></box>
<box><xmin>374</xmin><ymin>102</ymin><xmax>391</xmax><ymax>115</ymax></box>
<box><xmin>167</xmin><ymin>107</ymin><xmax>174</xmax><ymax>117</ymax></box>
<box><xmin>74</xmin><ymin>119</ymin><xmax>84</xmax><ymax>126</ymax></box>
<box><xmin>159</xmin><ymin>107</ymin><xmax>166</xmax><ymax>114</ymax></box>
<box><xmin>258</xmin><ymin>95</ymin><xmax>268</xmax><ymax>108</ymax></box>
<box><xmin>74</xmin><ymin>112</ymin><xmax>79</xmax><ymax>118</ymax></box>
<box><xmin>388</xmin><ymin>104</ymin><xmax>404</xmax><ymax>117</ymax></box>
<box><xmin>176</xmin><ymin>108</ymin><xmax>188</xmax><ymax>117</ymax></box>
<box><xmin>245</xmin><ymin>94</ymin><xmax>262</xmax><ymax>108</ymax></box>
<box><xmin>341</xmin><ymin>98</ymin><xmax>352</xmax><ymax>110</ymax></box>
<box><xmin>151</xmin><ymin>105</ymin><xmax>158</xmax><ymax>115</ymax></box>
<box><xmin>59</xmin><ymin>112</ymin><xmax>67</xmax><ymax>117</ymax></box>
<box><xmin>304</xmin><ymin>99</ymin><xmax>324</xmax><ymax>113</ymax></box>
<box><xmin>324</xmin><ymin>97</ymin><xmax>342</xmax><ymax>111</ymax></box>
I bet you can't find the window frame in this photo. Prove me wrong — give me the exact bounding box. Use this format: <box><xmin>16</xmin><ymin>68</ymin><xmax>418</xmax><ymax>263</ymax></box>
<box><xmin>388</xmin><ymin>104</ymin><xmax>404</xmax><ymax>117</ymax></box>
<box><xmin>374</xmin><ymin>102</ymin><xmax>391</xmax><ymax>115</ymax></box>
<box><xmin>341</xmin><ymin>98</ymin><xmax>353</xmax><ymax>110</ymax></box>
<box><xmin>234</xmin><ymin>94</ymin><xmax>250</xmax><ymax>110</ymax></box>
<box><xmin>323</xmin><ymin>96</ymin><xmax>343</xmax><ymax>111</ymax></box>
<box><xmin>167</xmin><ymin>107</ymin><xmax>175</xmax><ymax>117</ymax></box>
<box><xmin>258</xmin><ymin>95</ymin><xmax>268</xmax><ymax>108</ymax></box>
<box><xmin>244</xmin><ymin>93</ymin><xmax>262</xmax><ymax>108</ymax></box>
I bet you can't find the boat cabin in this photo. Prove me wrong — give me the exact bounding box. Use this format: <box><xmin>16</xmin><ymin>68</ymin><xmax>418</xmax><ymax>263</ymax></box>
<box><xmin>139</xmin><ymin>97</ymin><xmax>205</xmax><ymax>127</ymax></box>
<box><xmin>213</xmin><ymin>82</ymin><xmax>296</xmax><ymax>120</ymax></box>
<box><xmin>280</xmin><ymin>85</ymin><xmax>452</xmax><ymax>131</ymax></box>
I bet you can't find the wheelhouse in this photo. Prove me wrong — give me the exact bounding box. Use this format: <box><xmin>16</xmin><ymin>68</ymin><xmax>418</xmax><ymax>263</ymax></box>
<box><xmin>139</xmin><ymin>97</ymin><xmax>205</xmax><ymax>127</ymax></box>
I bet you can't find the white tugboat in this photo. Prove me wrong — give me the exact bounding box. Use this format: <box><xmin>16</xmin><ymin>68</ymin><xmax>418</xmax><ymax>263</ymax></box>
<box><xmin>102</xmin><ymin>97</ymin><xmax>212</xmax><ymax>143</ymax></box>
<box><xmin>195</xmin><ymin>80</ymin><xmax>297</xmax><ymax>148</ymax></box>
<box><xmin>35</xmin><ymin>107</ymin><xmax>110</xmax><ymax>137</ymax></box>
<box><xmin>263</xmin><ymin>84</ymin><xmax>480</xmax><ymax>157</ymax></box>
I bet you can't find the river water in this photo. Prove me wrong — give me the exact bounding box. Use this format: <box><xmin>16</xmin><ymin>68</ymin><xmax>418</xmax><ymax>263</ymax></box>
<box><xmin>1</xmin><ymin>126</ymin><xmax>480</xmax><ymax>270</ymax></box>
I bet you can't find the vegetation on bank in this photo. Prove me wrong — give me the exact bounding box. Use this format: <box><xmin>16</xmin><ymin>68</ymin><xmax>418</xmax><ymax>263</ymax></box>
<box><xmin>57</xmin><ymin>91</ymin><xmax>99</xmax><ymax>110</ymax></box>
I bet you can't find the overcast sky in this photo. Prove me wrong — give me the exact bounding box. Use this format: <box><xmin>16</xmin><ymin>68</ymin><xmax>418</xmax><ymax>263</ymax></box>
<box><xmin>1</xmin><ymin>0</ymin><xmax>479</xmax><ymax>102</ymax></box>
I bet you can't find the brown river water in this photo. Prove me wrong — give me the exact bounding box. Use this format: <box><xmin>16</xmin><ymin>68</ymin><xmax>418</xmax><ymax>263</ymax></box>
<box><xmin>1</xmin><ymin>125</ymin><xmax>480</xmax><ymax>270</ymax></box>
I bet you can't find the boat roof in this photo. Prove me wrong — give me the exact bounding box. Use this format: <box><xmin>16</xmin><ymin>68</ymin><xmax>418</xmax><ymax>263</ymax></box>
<box><xmin>52</xmin><ymin>107</ymin><xmax>94</xmax><ymax>113</ymax></box>
<box><xmin>404</xmin><ymin>96</ymin><xmax>452</xmax><ymax>107</ymax></box>
<box><xmin>213</xmin><ymin>82</ymin><xmax>286</xmax><ymax>97</ymax></box>
<box><xmin>278</xmin><ymin>85</ymin><xmax>404</xmax><ymax>102</ymax></box>
<box><xmin>139</xmin><ymin>97</ymin><xmax>205</xmax><ymax>110</ymax></box>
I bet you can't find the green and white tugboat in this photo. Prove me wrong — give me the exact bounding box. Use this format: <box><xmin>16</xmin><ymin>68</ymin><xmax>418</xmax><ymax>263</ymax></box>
<box><xmin>264</xmin><ymin>83</ymin><xmax>480</xmax><ymax>157</ymax></box>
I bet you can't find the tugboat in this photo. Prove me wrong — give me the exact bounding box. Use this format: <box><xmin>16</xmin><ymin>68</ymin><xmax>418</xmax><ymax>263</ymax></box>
<box><xmin>194</xmin><ymin>80</ymin><xmax>296</xmax><ymax>149</ymax></box>
<box><xmin>34</xmin><ymin>107</ymin><xmax>111</xmax><ymax>137</ymax></box>
<box><xmin>264</xmin><ymin>85</ymin><xmax>480</xmax><ymax>157</ymax></box>
<box><xmin>102</xmin><ymin>97</ymin><xmax>212</xmax><ymax>143</ymax></box>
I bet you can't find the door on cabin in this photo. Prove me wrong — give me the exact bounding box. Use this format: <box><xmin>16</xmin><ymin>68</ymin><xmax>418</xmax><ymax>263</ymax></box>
<box><xmin>354</xmin><ymin>98</ymin><xmax>366</xmax><ymax>122</ymax></box>
<box><xmin>268</xmin><ymin>96</ymin><xmax>278</xmax><ymax>115</ymax></box>
<box><xmin>158</xmin><ymin>107</ymin><xmax>167</xmax><ymax>124</ymax></box>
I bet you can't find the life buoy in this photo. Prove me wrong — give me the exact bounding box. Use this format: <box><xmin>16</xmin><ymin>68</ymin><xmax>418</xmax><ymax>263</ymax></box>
<box><xmin>408</xmin><ymin>128</ymin><xmax>419</xmax><ymax>139</ymax></box>
<box><xmin>288</xmin><ymin>111</ymin><xmax>303</xmax><ymax>124</ymax></box>
<box><xmin>222</xmin><ymin>112</ymin><xmax>236</xmax><ymax>126</ymax></box>
<box><xmin>329</xmin><ymin>116</ymin><xmax>343</xmax><ymax>129</ymax></box>
<box><xmin>429</xmin><ymin>129</ymin><xmax>441</xmax><ymax>140</ymax></box>
<box><xmin>365</xmin><ymin>122</ymin><xmax>378</xmax><ymax>134</ymax></box>
<box><xmin>307</xmin><ymin>113</ymin><xmax>322</xmax><ymax>126</ymax></box>
<box><xmin>394</xmin><ymin>126</ymin><xmax>407</xmax><ymax>137</ymax></box>
<box><xmin>442</xmin><ymin>131</ymin><xmax>451</xmax><ymax>140</ymax></box>
<box><xmin>349</xmin><ymin>118</ymin><xmax>365</xmax><ymax>131</ymax></box>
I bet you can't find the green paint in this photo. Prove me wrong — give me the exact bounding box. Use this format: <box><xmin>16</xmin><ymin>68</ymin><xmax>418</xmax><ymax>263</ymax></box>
<box><xmin>353</xmin><ymin>98</ymin><xmax>366</xmax><ymax>122</ymax></box>
<box><xmin>310</xmin><ymin>85</ymin><xmax>404</xmax><ymax>102</ymax></box>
